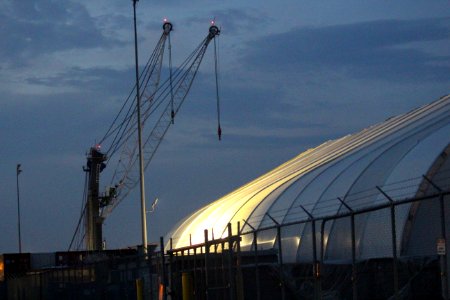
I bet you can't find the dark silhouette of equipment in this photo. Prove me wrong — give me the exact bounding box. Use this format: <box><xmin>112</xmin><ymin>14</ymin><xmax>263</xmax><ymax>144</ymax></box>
<box><xmin>84</xmin><ymin>146</ymin><xmax>107</xmax><ymax>251</ymax></box>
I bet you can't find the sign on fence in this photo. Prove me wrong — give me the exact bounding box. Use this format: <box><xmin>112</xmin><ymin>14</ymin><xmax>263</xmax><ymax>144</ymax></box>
<box><xmin>437</xmin><ymin>238</ymin><xmax>446</xmax><ymax>256</ymax></box>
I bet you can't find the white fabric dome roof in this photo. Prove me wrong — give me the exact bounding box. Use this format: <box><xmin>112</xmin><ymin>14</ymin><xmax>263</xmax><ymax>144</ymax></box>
<box><xmin>166</xmin><ymin>95</ymin><xmax>450</xmax><ymax>262</ymax></box>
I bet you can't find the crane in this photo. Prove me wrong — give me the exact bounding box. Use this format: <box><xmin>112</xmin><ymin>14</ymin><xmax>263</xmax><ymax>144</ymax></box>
<box><xmin>69</xmin><ymin>22</ymin><xmax>221</xmax><ymax>251</ymax></box>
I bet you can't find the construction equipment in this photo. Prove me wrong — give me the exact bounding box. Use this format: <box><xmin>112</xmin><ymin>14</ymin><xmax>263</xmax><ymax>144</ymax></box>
<box><xmin>69</xmin><ymin>22</ymin><xmax>221</xmax><ymax>251</ymax></box>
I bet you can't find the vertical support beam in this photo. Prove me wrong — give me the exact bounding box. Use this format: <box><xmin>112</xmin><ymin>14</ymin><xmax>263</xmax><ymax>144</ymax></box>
<box><xmin>338</xmin><ymin>197</ymin><xmax>357</xmax><ymax>300</ymax></box>
<box><xmin>376</xmin><ymin>186</ymin><xmax>399</xmax><ymax>300</ymax></box>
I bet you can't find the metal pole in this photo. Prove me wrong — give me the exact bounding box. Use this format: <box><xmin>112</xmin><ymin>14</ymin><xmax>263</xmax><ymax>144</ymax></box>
<box><xmin>266</xmin><ymin>213</ymin><xmax>286</xmax><ymax>300</ymax></box>
<box><xmin>16</xmin><ymin>164</ymin><xmax>22</xmax><ymax>253</ymax></box>
<box><xmin>254</xmin><ymin>230</ymin><xmax>261</xmax><ymax>300</ymax></box>
<box><xmin>320</xmin><ymin>219</ymin><xmax>326</xmax><ymax>300</ymax></box>
<box><xmin>390</xmin><ymin>201</ymin><xmax>399</xmax><ymax>299</ymax></box>
<box><xmin>338</xmin><ymin>197</ymin><xmax>357</xmax><ymax>300</ymax></box>
<box><xmin>204</xmin><ymin>229</ymin><xmax>210</xmax><ymax>300</ymax></box>
<box><xmin>160</xmin><ymin>237</ymin><xmax>167</xmax><ymax>300</ymax></box>
<box><xmin>350</xmin><ymin>213</ymin><xmax>357</xmax><ymax>300</ymax></box>
<box><xmin>227</xmin><ymin>223</ymin><xmax>236</xmax><ymax>300</ymax></box>
<box><xmin>423</xmin><ymin>175</ymin><xmax>449</xmax><ymax>299</ymax></box>
<box><xmin>132</xmin><ymin>0</ymin><xmax>148</xmax><ymax>255</ymax></box>
<box><xmin>439</xmin><ymin>193</ymin><xmax>449</xmax><ymax>300</ymax></box>
<box><xmin>300</xmin><ymin>206</ymin><xmax>321</xmax><ymax>299</ymax></box>
<box><xmin>169</xmin><ymin>238</ymin><xmax>174</xmax><ymax>299</ymax></box>
<box><xmin>242</xmin><ymin>218</ymin><xmax>261</xmax><ymax>300</ymax></box>
<box><xmin>376</xmin><ymin>186</ymin><xmax>399</xmax><ymax>300</ymax></box>
<box><xmin>311</xmin><ymin>219</ymin><xmax>320</xmax><ymax>299</ymax></box>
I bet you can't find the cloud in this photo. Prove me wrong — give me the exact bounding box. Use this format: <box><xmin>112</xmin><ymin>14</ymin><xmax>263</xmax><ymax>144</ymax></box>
<box><xmin>184</xmin><ymin>8</ymin><xmax>270</xmax><ymax>35</ymax></box>
<box><xmin>242</xmin><ymin>17</ymin><xmax>450</xmax><ymax>82</ymax></box>
<box><xmin>0</xmin><ymin>0</ymin><xmax>124</xmax><ymax>67</ymax></box>
<box><xmin>25</xmin><ymin>66</ymin><xmax>133</xmax><ymax>94</ymax></box>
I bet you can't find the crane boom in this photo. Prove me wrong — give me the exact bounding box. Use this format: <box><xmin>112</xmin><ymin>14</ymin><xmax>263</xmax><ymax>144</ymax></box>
<box><xmin>101</xmin><ymin>24</ymin><xmax>220</xmax><ymax>218</ymax></box>
<box><xmin>100</xmin><ymin>21</ymin><xmax>174</xmax><ymax>203</ymax></box>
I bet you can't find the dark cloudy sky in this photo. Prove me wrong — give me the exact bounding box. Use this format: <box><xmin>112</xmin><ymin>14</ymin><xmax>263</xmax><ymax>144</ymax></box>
<box><xmin>1</xmin><ymin>0</ymin><xmax>449</xmax><ymax>253</ymax></box>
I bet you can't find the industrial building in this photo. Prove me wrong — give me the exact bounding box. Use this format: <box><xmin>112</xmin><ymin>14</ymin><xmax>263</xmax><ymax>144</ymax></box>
<box><xmin>165</xmin><ymin>94</ymin><xmax>450</xmax><ymax>299</ymax></box>
<box><xmin>167</xmin><ymin>94</ymin><xmax>450</xmax><ymax>259</ymax></box>
<box><xmin>2</xmin><ymin>95</ymin><xmax>450</xmax><ymax>299</ymax></box>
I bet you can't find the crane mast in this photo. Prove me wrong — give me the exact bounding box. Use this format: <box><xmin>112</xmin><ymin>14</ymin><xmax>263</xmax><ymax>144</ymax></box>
<box><xmin>82</xmin><ymin>22</ymin><xmax>173</xmax><ymax>251</ymax></box>
<box><xmin>84</xmin><ymin>146</ymin><xmax>107</xmax><ymax>251</ymax></box>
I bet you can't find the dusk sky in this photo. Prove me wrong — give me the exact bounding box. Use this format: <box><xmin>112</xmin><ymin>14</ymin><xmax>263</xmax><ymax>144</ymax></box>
<box><xmin>1</xmin><ymin>0</ymin><xmax>449</xmax><ymax>253</ymax></box>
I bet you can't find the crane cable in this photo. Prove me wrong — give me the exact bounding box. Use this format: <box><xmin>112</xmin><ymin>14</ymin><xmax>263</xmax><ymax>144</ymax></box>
<box><xmin>107</xmin><ymin>38</ymin><xmax>204</xmax><ymax>166</ymax></box>
<box><xmin>106</xmin><ymin>37</ymin><xmax>208</xmax><ymax>189</ymax></box>
<box><xmin>213</xmin><ymin>34</ymin><xmax>222</xmax><ymax>140</ymax></box>
<box><xmin>169</xmin><ymin>32</ymin><xmax>175</xmax><ymax>124</ymax></box>
<box><xmin>99</xmin><ymin>33</ymin><xmax>168</xmax><ymax>155</ymax></box>
<box><xmin>106</xmin><ymin>38</ymin><xmax>205</xmax><ymax>163</ymax></box>
<box><xmin>68</xmin><ymin>170</ymin><xmax>89</xmax><ymax>251</ymax></box>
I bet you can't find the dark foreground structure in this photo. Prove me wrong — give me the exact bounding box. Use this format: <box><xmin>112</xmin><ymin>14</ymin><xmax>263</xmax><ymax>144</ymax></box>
<box><xmin>0</xmin><ymin>193</ymin><xmax>448</xmax><ymax>300</ymax></box>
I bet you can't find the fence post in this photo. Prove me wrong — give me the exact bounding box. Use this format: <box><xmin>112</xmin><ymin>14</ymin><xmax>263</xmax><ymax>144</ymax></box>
<box><xmin>159</xmin><ymin>237</ymin><xmax>166</xmax><ymax>300</ymax></box>
<box><xmin>376</xmin><ymin>186</ymin><xmax>399</xmax><ymax>300</ymax></box>
<box><xmin>301</xmin><ymin>206</ymin><xmax>321</xmax><ymax>300</ymax></box>
<box><xmin>320</xmin><ymin>218</ymin><xmax>327</xmax><ymax>299</ymax></box>
<box><xmin>168</xmin><ymin>238</ymin><xmax>174</xmax><ymax>300</ymax></box>
<box><xmin>423</xmin><ymin>175</ymin><xmax>448</xmax><ymax>299</ymax></box>
<box><xmin>338</xmin><ymin>197</ymin><xmax>358</xmax><ymax>300</ymax></box>
<box><xmin>266</xmin><ymin>213</ymin><xmax>286</xmax><ymax>300</ymax></box>
<box><xmin>235</xmin><ymin>222</ymin><xmax>245</xmax><ymax>300</ymax></box>
<box><xmin>204</xmin><ymin>229</ymin><xmax>210</xmax><ymax>300</ymax></box>
<box><xmin>439</xmin><ymin>192</ymin><xmax>449</xmax><ymax>300</ymax></box>
<box><xmin>227</xmin><ymin>223</ymin><xmax>236</xmax><ymax>300</ymax></box>
<box><xmin>243</xmin><ymin>219</ymin><xmax>261</xmax><ymax>300</ymax></box>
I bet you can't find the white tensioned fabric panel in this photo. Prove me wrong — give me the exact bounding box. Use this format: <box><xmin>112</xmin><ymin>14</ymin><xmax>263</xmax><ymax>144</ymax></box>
<box><xmin>359</xmin><ymin>123</ymin><xmax>450</xmax><ymax>260</ymax></box>
<box><xmin>405</xmin><ymin>144</ymin><xmax>450</xmax><ymax>256</ymax></box>
<box><xmin>165</xmin><ymin>95</ymin><xmax>450</xmax><ymax>258</ymax></box>
<box><xmin>296</xmin><ymin>99</ymin><xmax>450</xmax><ymax>261</ymax></box>
<box><xmin>325</xmin><ymin>99</ymin><xmax>450</xmax><ymax>261</ymax></box>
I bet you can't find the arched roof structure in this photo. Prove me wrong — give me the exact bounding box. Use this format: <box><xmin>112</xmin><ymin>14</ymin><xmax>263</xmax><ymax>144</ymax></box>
<box><xmin>166</xmin><ymin>95</ymin><xmax>450</xmax><ymax>262</ymax></box>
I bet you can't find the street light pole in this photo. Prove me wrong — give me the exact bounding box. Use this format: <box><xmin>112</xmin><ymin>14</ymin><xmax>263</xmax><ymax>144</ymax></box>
<box><xmin>16</xmin><ymin>164</ymin><xmax>22</xmax><ymax>253</ymax></box>
<box><xmin>132</xmin><ymin>0</ymin><xmax>148</xmax><ymax>255</ymax></box>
